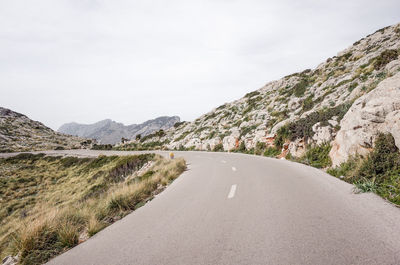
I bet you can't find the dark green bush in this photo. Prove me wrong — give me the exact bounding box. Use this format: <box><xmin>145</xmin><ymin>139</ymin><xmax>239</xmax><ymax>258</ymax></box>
<box><xmin>140</xmin><ymin>129</ymin><xmax>166</xmax><ymax>142</ymax></box>
<box><xmin>244</xmin><ymin>91</ymin><xmax>260</xmax><ymax>98</ymax></box>
<box><xmin>298</xmin><ymin>143</ymin><xmax>332</xmax><ymax>168</ymax></box>
<box><xmin>357</xmin><ymin>133</ymin><xmax>400</xmax><ymax>181</ymax></box>
<box><xmin>348</xmin><ymin>82</ymin><xmax>358</xmax><ymax>92</ymax></box>
<box><xmin>373</xmin><ymin>49</ymin><xmax>398</xmax><ymax>70</ymax></box>
<box><xmin>328</xmin><ymin>133</ymin><xmax>400</xmax><ymax>204</ymax></box>
<box><xmin>293</xmin><ymin>78</ymin><xmax>310</xmax><ymax>97</ymax></box>
<box><xmin>213</xmin><ymin>143</ymin><xmax>224</xmax><ymax>152</ymax></box>
<box><xmin>237</xmin><ymin>141</ymin><xmax>246</xmax><ymax>152</ymax></box>
<box><xmin>302</xmin><ymin>94</ymin><xmax>315</xmax><ymax>112</ymax></box>
<box><xmin>276</xmin><ymin>102</ymin><xmax>352</xmax><ymax>143</ymax></box>
<box><xmin>91</xmin><ymin>144</ymin><xmax>113</xmax><ymax>150</ymax></box>
<box><xmin>254</xmin><ymin>142</ymin><xmax>266</xmax><ymax>155</ymax></box>
<box><xmin>263</xmin><ymin>147</ymin><xmax>281</xmax><ymax>157</ymax></box>
<box><xmin>274</xmin><ymin>126</ymin><xmax>290</xmax><ymax>148</ymax></box>
<box><xmin>327</xmin><ymin>156</ymin><xmax>361</xmax><ymax>178</ymax></box>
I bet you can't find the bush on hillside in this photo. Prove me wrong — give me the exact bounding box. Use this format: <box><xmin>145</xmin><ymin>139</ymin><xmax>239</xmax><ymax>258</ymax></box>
<box><xmin>297</xmin><ymin>143</ymin><xmax>332</xmax><ymax>168</ymax></box>
<box><xmin>275</xmin><ymin>102</ymin><xmax>352</xmax><ymax>143</ymax></box>
<box><xmin>373</xmin><ymin>49</ymin><xmax>398</xmax><ymax>70</ymax></box>
<box><xmin>328</xmin><ymin>133</ymin><xmax>400</xmax><ymax>204</ymax></box>
<box><xmin>213</xmin><ymin>143</ymin><xmax>224</xmax><ymax>152</ymax></box>
<box><xmin>263</xmin><ymin>147</ymin><xmax>281</xmax><ymax>157</ymax></box>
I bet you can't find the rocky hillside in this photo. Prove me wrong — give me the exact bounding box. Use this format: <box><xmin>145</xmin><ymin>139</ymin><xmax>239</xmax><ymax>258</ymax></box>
<box><xmin>125</xmin><ymin>23</ymin><xmax>400</xmax><ymax>163</ymax></box>
<box><xmin>0</xmin><ymin>107</ymin><xmax>88</xmax><ymax>152</ymax></box>
<box><xmin>58</xmin><ymin>116</ymin><xmax>180</xmax><ymax>144</ymax></box>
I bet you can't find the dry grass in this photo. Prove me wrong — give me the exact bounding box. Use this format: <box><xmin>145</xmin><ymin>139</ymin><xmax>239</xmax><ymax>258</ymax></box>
<box><xmin>0</xmin><ymin>153</ymin><xmax>186</xmax><ymax>265</ymax></box>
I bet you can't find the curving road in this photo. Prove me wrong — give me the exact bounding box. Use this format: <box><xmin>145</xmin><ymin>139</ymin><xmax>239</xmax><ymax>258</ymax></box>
<box><xmin>3</xmin><ymin>150</ymin><xmax>400</xmax><ymax>264</ymax></box>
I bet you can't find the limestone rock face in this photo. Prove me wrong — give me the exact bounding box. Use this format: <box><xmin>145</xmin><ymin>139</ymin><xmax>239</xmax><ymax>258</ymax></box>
<box><xmin>223</xmin><ymin>128</ymin><xmax>240</xmax><ymax>151</ymax></box>
<box><xmin>0</xmin><ymin>107</ymin><xmax>88</xmax><ymax>152</ymax></box>
<box><xmin>330</xmin><ymin>72</ymin><xmax>400</xmax><ymax>166</ymax></box>
<box><xmin>312</xmin><ymin>122</ymin><xmax>335</xmax><ymax>145</ymax></box>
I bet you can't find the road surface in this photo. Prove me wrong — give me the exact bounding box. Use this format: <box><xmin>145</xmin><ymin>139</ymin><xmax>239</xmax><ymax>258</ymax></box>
<box><xmin>3</xmin><ymin>150</ymin><xmax>400</xmax><ymax>264</ymax></box>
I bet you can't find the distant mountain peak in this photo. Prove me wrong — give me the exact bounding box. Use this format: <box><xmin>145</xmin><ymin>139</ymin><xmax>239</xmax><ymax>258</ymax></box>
<box><xmin>58</xmin><ymin>116</ymin><xmax>180</xmax><ymax>144</ymax></box>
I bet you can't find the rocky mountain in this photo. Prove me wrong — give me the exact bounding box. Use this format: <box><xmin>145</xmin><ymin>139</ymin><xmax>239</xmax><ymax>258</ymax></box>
<box><xmin>58</xmin><ymin>116</ymin><xmax>180</xmax><ymax>144</ymax></box>
<box><xmin>125</xmin><ymin>23</ymin><xmax>400</xmax><ymax>165</ymax></box>
<box><xmin>0</xmin><ymin>107</ymin><xmax>88</xmax><ymax>152</ymax></box>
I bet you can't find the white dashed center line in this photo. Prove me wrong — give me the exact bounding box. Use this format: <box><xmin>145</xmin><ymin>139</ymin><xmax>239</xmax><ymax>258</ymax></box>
<box><xmin>232</xmin><ymin>167</ymin><xmax>237</xmax><ymax>171</ymax></box>
<box><xmin>228</xmin><ymin>184</ymin><xmax>237</xmax><ymax>199</ymax></box>
<box><xmin>221</xmin><ymin>160</ymin><xmax>227</xmax><ymax>163</ymax></box>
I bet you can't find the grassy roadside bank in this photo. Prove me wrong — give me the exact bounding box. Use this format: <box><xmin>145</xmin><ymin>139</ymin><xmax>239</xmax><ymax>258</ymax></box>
<box><xmin>0</xmin><ymin>153</ymin><xmax>186</xmax><ymax>265</ymax></box>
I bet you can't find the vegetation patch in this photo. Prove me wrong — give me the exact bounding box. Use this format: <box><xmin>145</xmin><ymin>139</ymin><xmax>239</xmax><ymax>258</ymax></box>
<box><xmin>275</xmin><ymin>102</ymin><xmax>352</xmax><ymax>144</ymax></box>
<box><xmin>244</xmin><ymin>91</ymin><xmax>260</xmax><ymax>98</ymax></box>
<box><xmin>140</xmin><ymin>129</ymin><xmax>166</xmax><ymax>143</ymax></box>
<box><xmin>372</xmin><ymin>49</ymin><xmax>398</xmax><ymax>70</ymax></box>
<box><xmin>91</xmin><ymin>144</ymin><xmax>113</xmax><ymax>150</ymax></box>
<box><xmin>263</xmin><ymin>147</ymin><xmax>281</xmax><ymax>157</ymax></box>
<box><xmin>294</xmin><ymin>143</ymin><xmax>332</xmax><ymax>168</ymax></box>
<box><xmin>0</xmin><ymin>153</ymin><xmax>186</xmax><ymax>264</ymax></box>
<box><xmin>328</xmin><ymin>133</ymin><xmax>400</xmax><ymax>205</ymax></box>
<box><xmin>293</xmin><ymin>78</ymin><xmax>310</xmax><ymax>97</ymax></box>
<box><xmin>213</xmin><ymin>143</ymin><xmax>224</xmax><ymax>152</ymax></box>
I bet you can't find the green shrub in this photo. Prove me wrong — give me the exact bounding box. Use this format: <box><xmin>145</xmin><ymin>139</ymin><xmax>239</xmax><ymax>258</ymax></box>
<box><xmin>348</xmin><ymin>82</ymin><xmax>358</xmax><ymax>92</ymax></box>
<box><xmin>373</xmin><ymin>49</ymin><xmax>398</xmax><ymax>70</ymax></box>
<box><xmin>298</xmin><ymin>143</ymin><xmax>332</xmax><ymax>168</ymax></box>
<box><xmin>274</xmin><ymin>126</ymin><xmax>290</xmax><ymax>149</ymax></box>
<box><xmin>302</xmin><ymin>94</ymin><xmax>315</xmax><ymax>112</ymax></box>
<box><xmin>173</xmin><ymin>121</ymin><xmax>185</xmax><ymax>128</ymax></box>
<box><xmin>213</xmin><ymin>143</ymin><xmax>224</xmax><ymax>152</ymax></box>
<box><xmin>140</xmin><ymin>129</ymin><xmax>166</xmax><ymax>142</ymax></box>
<box><xmin>254</xmin><ymin>142</ymin><xmax>266</xmax><ymax>155</ymax></box>
<box><xmin>328</xmin><ymin>133</ymin><xmax>400</xmax><ymax>205</ymax></box>
<box><xmin>239</xmin><ymin>125</ymin><xmax>257</xmax><ymax>138</ymax></box>
<box><xmin>91</xmin><ymin>144</ymin><xmax>113</xmax><ymax>150</ymax></box>
<box><xmin>276</xmin><ymin>102</ymin><xmax>352</xmax><ymax>142</ymax></box>
<box><xmin>237</xmin><ymin>141</ymin><xmax>246</xmax><ymax>152</ymax></box>
<box><xmin>244</xmin><ymin>91</ymin><xmax>260</xmax><ymax>98</ymax></box>
<box><xmin>293</xmin><ymin>78</ymin><xmax>310</xmax><ymax>97</ymax></box>
<box><xmin>327</xmin><ymin>156</ymin><xmax>362</xmax><ymax>178</ymax></box>
<box><xmin>174</xmin><ymin>131</ymin><xmax>190</xmax><ymax>142</ymax></box>
<box><xmin>356</xmin><ymin>133</ymin><xmax>400</xmax><ymax>181</ymax></box>
<box><xmin>263</xmin><ymin>147</ymin><xmax>280</xmax><ymax>157</ymax></box>
<box><xmin>354</xmin><ymin>178</ymin><xmax>378</xmax><ymax>193</ymax></box>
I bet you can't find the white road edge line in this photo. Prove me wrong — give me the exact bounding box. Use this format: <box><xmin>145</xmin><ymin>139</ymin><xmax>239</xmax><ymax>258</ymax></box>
<box><xmin>232</xmin><ymin>167</ymin><xmax>237</xmax><ymax>171</ymax></box>
<box><xmin>228</xmin><ymin>184</ymin><xmax>237</xmax><ymax>199</ymax></box>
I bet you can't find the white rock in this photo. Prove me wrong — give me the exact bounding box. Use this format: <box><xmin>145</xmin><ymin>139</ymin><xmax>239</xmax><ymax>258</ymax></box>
<box><xmin>288</xmin><ymin>138</ymin><xmax>306</xmax><ymax>157</ymax></box>
<box><xmin>330</xmin><ymin>72</ymin><xmax>400</xmax><ymax>166</ymax></box>
<box><xmin>312</xmin><ymin>122</ymin><xmax>335</xmax><ymax>145</ymax></box>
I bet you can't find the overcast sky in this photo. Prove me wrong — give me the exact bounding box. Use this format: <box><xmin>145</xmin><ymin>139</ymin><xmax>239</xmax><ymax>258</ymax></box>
<box><xmin>1</xmin><ymin>0</ymin><xmax>399</xmax><ymax>130</ymax></box>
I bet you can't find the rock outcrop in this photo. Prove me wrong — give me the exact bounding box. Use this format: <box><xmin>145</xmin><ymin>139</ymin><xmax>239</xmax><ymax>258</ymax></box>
<box><xmin>330</xmin><ymin>72</ymin><xmax>400</xmax><ymax>166</ymax></box>
<box><xmin>0</xmin><ymin>107</ymin><xmax>88</xmax><ymax>152</ymax></box>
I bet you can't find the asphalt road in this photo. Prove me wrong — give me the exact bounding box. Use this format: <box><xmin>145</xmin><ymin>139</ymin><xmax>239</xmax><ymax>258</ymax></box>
<box><xmin>3</xmin><ymin>150</ymin><xmax>400</xmax><ymax>264</ymax></box>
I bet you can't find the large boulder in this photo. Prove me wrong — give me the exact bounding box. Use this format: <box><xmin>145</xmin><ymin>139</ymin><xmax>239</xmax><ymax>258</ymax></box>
<box><xmin>222</xmin><ymin>128</ymin><xmax>240</xmax><ymax>150</ymax></box>
<box><xmin>330</xmin><ymin>72</ymin><xmax>400</xmax><ymax>166</ymax></box>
